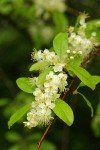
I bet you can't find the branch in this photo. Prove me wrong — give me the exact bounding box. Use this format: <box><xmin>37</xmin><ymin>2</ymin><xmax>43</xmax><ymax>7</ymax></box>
<box><xmin>36</xmin><ymin>117</ymin><xmax>56</xmax><ymax>150</ymax></box>
<box><xmin>62</xmin><ymin>76</ymin><xmax>76</xmax><ymax>100</ymax></box>
<box><xmin>81</xmin><ymin>46</ymin><xmax>100</xmax><ymax>67</ymax></box>
<box><xmin>36</xmin><ymin>46</ymin><xmax>100</xmax><ymax>150</ymax></box>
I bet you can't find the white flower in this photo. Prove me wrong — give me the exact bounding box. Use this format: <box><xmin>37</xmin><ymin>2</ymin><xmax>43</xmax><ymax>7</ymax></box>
<box><xmin>38</xmin><ymin>103</ymin><xmax>52</xmax><ymax>115</ymax></box>
<box><xmin>79</xmin><ymin>13</ymin><xmax>88</xmax><ymax>25</ymax></box>
<box><xmin>75</xmin><ymin>35</ymin><xmax>84</xmax><ymax>48</ymax></box>
<box><xmin>46</xmin><ymin>52</ymin><xmax>58</xmax><ymax>63</ymax></box>
<box><xmin>44</xmin><ymin>82</ymin><xmax>58</xmax><ymax>93</ymax></box>
<box><xmin>42</xmin><ymin>49</ymin><xmax>50</xmax><ymax>60</ymax></box>
<box><xmin>78</xmin><ymin>24</ymin><xmax>86</xmax><ymax>36</ymax></box>
<box><xmin>33</xmin><ymin>88</ymin><xmax>43</xmax><ymax>101</ymax></box>
<box><xmin>85</xmin><ymin>40</ymin><xmax>93</xmax><ymax>49</ymax></box>
<box><xmin>72</xmin><ymin>50</ymin><xmax>77</xmax><ymax>54</ymax></box>
<box><xmin>29</xmin><ymin>77</ymin><xmax>37</xmax><ymax>87</ymax></box>
<box><xmin>46</xmin><ymin>71</ymin><xmax>55</xmax><ymax>82</ymax></box>
<box><xmin>58</xmin><ymin>73</ymin><xmax>68</xmax><ymax>81</ymax></box>
<box><xmin>34</xmin><ymin>0</ymin><xmax>66</xmax><ymax>12</ymax></box>
<box><xmin>58</xmin><ymin>73</ymin><xmax>68</xmax><ymax>92</ymax></box>
<box><xmin>78</xmin><ymin>51</ymin><xmax>83</xmax><ymax>54</ymax></box>
<box><xmin>45</xmin><ymin>100</ymin><xmax>55</xmax><ymax>109</ymax></box>
<box><xmin>68</xmin><ymin>32</ymin><xmax>76</xmax><ymax>44</ymax></box>
<box><xmin>31</xmin><ymin>101</ymin><xmax>40</xmax><ymax>108</ymax></box>
<box><xmin>23</xmin><ymin>112</ymin><xmax>38</xmax><ymax>128</ymax></box>
<box><xmin>34</xmin><ymin>50</ymin><xmax>43</xmax><ymax>61</ymax></box>
<box><xmin>49</xmin><ymin>91</ymin><xmax>60</xmax><ymax>100</ymax></box>
<box><xmin>66</xmin><ymin>49</ymin><xmax>71</xmax><ymax>53</ymax></box>
<box><xmin>68</xmin><ymin>26</ymin><xmax>74</xmax><ymax>33</ymax></box>
<box><xmin>38</xmin><ymin>113</ymin><xmax>53</xmax><ymax>126</ymax></box>
<box><xmin>70</xmin><ymin>56</ymin><xmax>74</xmax><ymax>59</ymax></box>
<box><xmin>53</xmin><ymin>62</ymin><xmax>65</xmax><ymax>72</ymax></box>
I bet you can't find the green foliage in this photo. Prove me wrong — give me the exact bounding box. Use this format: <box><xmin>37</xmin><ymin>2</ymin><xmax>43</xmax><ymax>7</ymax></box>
<box><xmin>35</xmin><ymin>140</ymin><xmax>57</xmax><ymax>150</ymax></box>
<box><xmin>0</xmin><ymin>98</ymin><xmax>10</xmax><ymax>107</ymax></box>
<box><xmin>29</xmin><ymin>61</ymin><xmax>50</xmax><ymax>71</ymax></box>
<box><xmin>76</xmin><ymin>75</ymin><xmax>100</xmax><ymax>91</ymax></box>
<box><xmin>77</xmin><ymin>92</ymin><xmax>94</xmax><ymax>117</ymax></box>
<box><xmin>5</xmin><ymin>131</ymin><xmax>21</xmax><ymax>142</ymax></box>
<box><xmin>0</xmin><ymin>0</ymin><xmax>69</xmax><ymax>50</ymax></box>
<box><xmin>27</xmin><ymin>139</ymin><xmax>57</xmax><ymax>150</ymax></box>
<box><xmin>68</xmin><ymin>64</ymin><xmax>95</xmax><ymax>90</ymax></box>
<box><xmin>16</xmin><ymin>77</ymin><xmax>36</xmax><ymax>93</ymax></box>
<box><xmin>0</xmin><ymin>0</ymin><xmax>100</xmax><ymax>149</ymax></box>
<box><xmin>36</xmin><ymin>66</ymin><xmax>53</xmax><ymax>85</ymax></box>
<box><xmin>68</xmin><ymin>56</ymin><xmax>83</xmax><ymax>76</ymax></box>
<box><xmin>53</xmin><ymin>99</ymin><xmax>74</xmax><ymax>126</ymax></box>
<box><xmin>69</xmin><ymin>55</ymin><xmax>83</xmax><ymax>67</ymax></box>
<box><xmin>52</xmin><ymin>11</ymin><xmax>68</xmax><ymax>31</ymax></box>
<box><xmin>8</xmin><ymin>104</ymin><xmax>31</xmax><ymax>129</ymax></box>
<box><xmin>53</xmin><ymin>32</ymin><xmax>68</xmax><ymax>58</ymax></box>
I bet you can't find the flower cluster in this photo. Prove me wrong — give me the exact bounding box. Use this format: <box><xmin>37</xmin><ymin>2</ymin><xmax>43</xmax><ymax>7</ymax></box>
<box><xmin>23</xmin><ymin>13</ymin><xmax>96</xmax><ymax>129</ymax></box>
<box><xmin>24</xmin><ymin>70</ymin><xmax>68</xmax><ymax>128</ymax></box>
<box><xmin>32</xmin><ymin>49</ymin><xmax>66</xmax><ymax>72</ymax></box>
<box><xmin>24</xmin><ymin>49</ymin><xmax>68</xmax><ymax>128</ymax></box>
<box><xmin>33</xmin><ymin>0</ymin><xmax>66</xmax><ymax>14</ymax></box>
<box><xmin>67</xmin><ymin>13</ymin><xmax>95</xmax><ymax>59</ymax></box>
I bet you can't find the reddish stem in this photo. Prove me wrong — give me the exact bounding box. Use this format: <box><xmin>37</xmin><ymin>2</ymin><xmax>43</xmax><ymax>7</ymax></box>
<box><xmin>36</xmin><ymin>117</ymin><xmax>56</xmax><ymax>150</ymax></box>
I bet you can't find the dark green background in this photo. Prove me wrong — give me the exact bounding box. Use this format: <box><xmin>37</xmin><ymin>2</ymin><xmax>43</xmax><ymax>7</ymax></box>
<box><xmin>0</xmin><ymin>0</ymin><xmax>100</xmax><ymax>150</ymax></box>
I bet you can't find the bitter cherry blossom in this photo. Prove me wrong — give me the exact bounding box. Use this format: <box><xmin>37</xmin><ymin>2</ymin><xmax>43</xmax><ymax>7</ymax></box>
<box><xmin>23</xmin><ymin>13</ymin><xmax>96</xmax><ymax>129</ymax></box>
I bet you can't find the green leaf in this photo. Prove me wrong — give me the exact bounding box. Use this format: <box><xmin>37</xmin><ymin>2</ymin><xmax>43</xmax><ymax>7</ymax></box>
<box><xmin>77</xmin><ymin>75</ymin><xmax>100</xmax><ymax>91</ymax></box>
<box><xmin>37</xmin><ymin>67</ymin><xmax>52</xmax><ymax>85</ymax></box>
<box><xmin>53</xmin><ymin>32</ymin><xmax>68</xmax><ymax>58</ymax></box>
<box><xmin>29</xmin><ymin>61</ymin><xmax>50</xmax><ymax>71</ymax></box>
<box><xmin>77</xmin><ymin>92</ymin><xmax>93</xmax><ymax>117</ymax></box>
<box><xmin>69</xmin><ymin>55</ymin><xmax>83</xmax><ymax>66</ymax></box>
<box><xmin>53</xmin><ymin>99</ymin><xmax>74</xmax><ymax>126</ymax></box>
<box><xmin>91</xmin><ymin>76</ymin><xmax>100</xmax><ymax>85</ymax></box>
<box><xmin>68</xmin><ymin>55</ymin><xmax>83</xmax><ymax>77</ymax></box>
<box><xmin>68</xmin><ymin>64</ymin><xmax>95</xmax><ymax>90</ymax></box>
<box><xmin>8</xmin><ymin>104</ymin><xmax>31</xmax><ymax>129</ymax></box>
<box><xmin>16</xmin><ymin>77</ymin><xmax>36</xmax><ymax>93</ymax></box>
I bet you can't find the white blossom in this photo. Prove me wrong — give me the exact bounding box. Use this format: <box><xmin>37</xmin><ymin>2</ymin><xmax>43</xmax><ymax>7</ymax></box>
<box><xmin>24</xmin><ymin>13</ymin><xmax>96</xmax><ymax>129</ymax></box>
<box><xmin>33</xmin><ymin>0</ymin><xmax>66</xmax><ymax>13</ymax></box>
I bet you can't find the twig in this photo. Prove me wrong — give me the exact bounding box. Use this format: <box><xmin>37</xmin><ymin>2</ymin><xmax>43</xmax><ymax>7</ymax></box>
<box><xmin>62</xmin><ymin>76</ymin><xmax>76</xmax><ymax>100</ymax></box>
<box><xmin>36</xmin><ymin>117</ymin><xmax>56</xmax><ymax>150</ymax></box>
<box><xmin>81</xmin><ymin>46</ymin><xmax>100</xmax><ymax>67</ymax></box>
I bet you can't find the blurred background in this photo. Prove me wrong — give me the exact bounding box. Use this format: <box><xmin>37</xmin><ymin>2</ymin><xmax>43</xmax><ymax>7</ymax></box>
<box><xmin>0</xmin><ymin>0</ymin><xmax>100</xmax><ymax>150</ymax></box>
